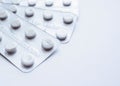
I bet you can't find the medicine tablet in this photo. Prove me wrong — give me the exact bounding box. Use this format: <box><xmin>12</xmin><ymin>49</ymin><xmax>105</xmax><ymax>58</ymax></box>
<box><xmin>9</xmin><ymin>5</ymin><xmax>17</xmax><ymax>13</ymax></box>
<box><xmin>63</xmin><ymin>0</ymin><xmax>72</xmax><ymax>6</ymax></box>
<box><xmin>25</xmin><ymin>8</ymin><xmax>34</xmax><ymax>17</ymax></box>
<box><xmin>28</xmin><ymin>1</ymin><xmax>36</xmax><ymax>7</ymax></box>
<box><xmin>25</xmin><ymin>29</ymin><xmax>36</xmax><ymax>39</ymax></box>
<box><xmin>45</xmin><ymin>0</ymin><xmax>53</xmax><ymax>7</ymax></box>
<box><xmin>56</xmin><ymin>29</ymin><xmax>67</xmax><ymax>41</ymax></box>
<box><xmin>43</xmin><ymin>12</ymin><xmax>53</xmax><ymax>21</ymax></box>
<box><xmin>5</xmin><ymin>43</ymin><xmax>17</xmax><ymax>54</ymax></box>
<box><xmin>63</xmin><ymin>16</ymin><xmax>73</xmax><ymax>24</ymax></box>
<box><xmin>0</xmin><ymin>9</ymin><xmax>8</xmax><ymax>20</ymax></box>
<box><xmin>11</xmin><ymin>19</ymin><xmax>21</xmax><ymax>29</ymax></box>
<box><xmin>21</xmin><ymin>55</ymin><xmax>34</xmax><ymax>68</ymax></box>
<box><xmin>42</xmin><ymin>39</ymin><xmax>54</xmax><ymax>51</ymax></box>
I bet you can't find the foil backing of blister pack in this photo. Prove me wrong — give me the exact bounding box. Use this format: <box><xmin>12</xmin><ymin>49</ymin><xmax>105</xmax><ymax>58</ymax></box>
<box><xmin>1</xmin><ymin>3</ymin><xmax>78</xmax><ymax>43</ymax></box>
<box><xmin>0</xmin><ymin>0</ymin><xmax>79</xmax><ymax>16</ymax></box>
<box><xmin>0</xmin><ymin>6</ymin><xmax>60</xmax><ymax>72</ymax></box>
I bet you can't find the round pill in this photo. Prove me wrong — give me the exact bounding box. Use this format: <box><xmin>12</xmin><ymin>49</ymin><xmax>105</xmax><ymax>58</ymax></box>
<box><xmin>5</xmin><ymin>43</ymin><xmax>17</xmax><ymax>54</ymax></box>
<box><xmin>9</xmin><ymin>5</ymin><xmax>17</xmax><ymax>13</ymax></box>
<box><xmin>21</xmin><ymin>55</ymin><xmax>34</xmax><ymax>68</ymax></box>
<box><xmin>11</xmin><ymin>20</ymin><xmax>21</xmax><ymax>29</ymax></box>
<box><xmin>42</xmin><ymin>39</ymin><xmax>54</xmax><ymax>51</ymax></box>
<box><xmin>0</xmin><ymin>10</ymin><xmax>8</xmax><ymax>20</ymax></box>
<box><xmin>63</xmin><ymin>16</ymin><xmax>73</xmax><ymax>24</ymax></box>
<box><xmin>56</xmin><ymin>29</ymin><xmax>67</xmax><ymax>41</ymax></box>
<box><xmin>63</xmin><ymin>0</ymin><xmax>71</xmax><ymax>6</ymax></box>
<box><xmin>25</xmin><ymin>29</ymin><xmax>36</xmax><ymax>39</ymax></box>
<box><xmin>43</xmin><ymin>12</ymin><xmax>53</xmax><ymax>21</ymax></box>
<box><xmin>45</xmin><ymin>0</ymin><xmax>53</xmax><ymax>7</ymax></box>
<box><xmin>25</xmin><ymin>8</ymin><xmax>34</xmax><ymax>17</ymax></box>
<box><xmin>28</xmin><ymin>1</ymin><xmax>36</xmax><ymax>7</ymax></box>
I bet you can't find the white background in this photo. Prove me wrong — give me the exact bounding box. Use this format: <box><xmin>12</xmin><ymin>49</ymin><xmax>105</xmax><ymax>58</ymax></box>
<box><xmin>0</xmin><ymin>0</ymin><xmax>120</xmax><ymax>86</ymax></box>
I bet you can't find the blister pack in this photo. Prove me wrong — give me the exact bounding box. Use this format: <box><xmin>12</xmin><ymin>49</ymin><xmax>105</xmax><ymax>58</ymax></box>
<box><xmin>1</xmin><ymin>3</ymin><xmax>78</xmax><ymax>43</ymax></box>
<box><xmin>0</xmin><ymin>0</ymin><xmax>79</xmax><ymax>16</ymax></box>
<box><xmin>0</xmin><ymin>7</ymin><xmax>60</xmax><ymax>72</ymax></box>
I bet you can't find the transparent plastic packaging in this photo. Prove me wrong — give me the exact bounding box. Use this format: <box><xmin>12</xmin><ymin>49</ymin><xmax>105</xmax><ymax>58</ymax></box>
<box><xmin>1</xmin><ymin>3</ymin><xmax>78</xmax><ymax>43</ymax></box>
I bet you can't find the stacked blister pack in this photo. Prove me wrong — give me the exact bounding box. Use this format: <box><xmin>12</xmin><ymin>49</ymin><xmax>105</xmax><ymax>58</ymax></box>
<box><xmin>0</xmin><ymin>0</ymin><xmax>79</xmax><ymax>72</ymax></box>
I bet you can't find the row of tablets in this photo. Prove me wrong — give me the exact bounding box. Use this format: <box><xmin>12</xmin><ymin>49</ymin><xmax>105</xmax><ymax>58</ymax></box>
<box><xmin>0</xmin><ymin>0</ymin><xmax>79</xmax><ymax>16</ymax></box>
<box><xmin>0</xmin><ymin>3</ymin><xmax>78</xmax><ymax>43</ymax></box>
<box><xmin>0</xmin><ymin>6</ymin><xmax>60</xmax><ymax>72</ymax></box>
<box><xmin>0</xmin><ymin>0</ymin><xmax>79</xmax><ymax>72</ymax></box>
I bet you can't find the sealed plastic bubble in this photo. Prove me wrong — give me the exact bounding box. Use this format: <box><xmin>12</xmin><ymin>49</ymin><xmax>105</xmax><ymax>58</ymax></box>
<box><xmin>1</xmin><ymin>4</ymin><xmax>78</xmax><ymax>43</ymax></box>
<box><xmin>0</xmin><ymin>0</ymin><xmax>79</xmax><ymax>16</ymax></box>
<box><xmin>0</xmin><ymin>7</ymin><xmax>60</xmax><ymax>72</ymax></box>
